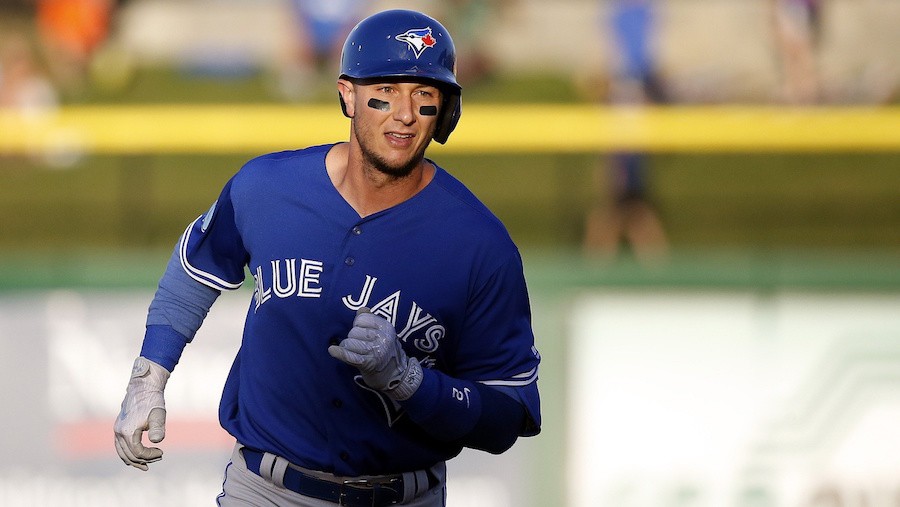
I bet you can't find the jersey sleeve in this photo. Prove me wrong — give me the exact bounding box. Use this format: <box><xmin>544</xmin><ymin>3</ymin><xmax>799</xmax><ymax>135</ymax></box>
<box><xmin>178</xmin><ymin>178</ymin><xmax>248</xmax><ymax>291</ymax></box>
<box><xmin>458</xmin><ymin>249</ymin><xmax>542</xmax><ymax>435</ymax></box>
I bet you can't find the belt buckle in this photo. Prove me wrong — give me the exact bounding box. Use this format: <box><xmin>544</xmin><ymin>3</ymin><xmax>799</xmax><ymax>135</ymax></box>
<box><xmin>343</xmin><ymin>476</ymin><xmax>402</xmax><ymax>488</ymax></box>
<box><xmin>339</xmin><ymin>477</ymin><xmax>402</xmax><ymax>506</ymax></box>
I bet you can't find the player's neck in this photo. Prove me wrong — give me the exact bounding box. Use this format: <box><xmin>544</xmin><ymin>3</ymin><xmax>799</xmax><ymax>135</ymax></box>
<box><xmin>326</xmin><ymin>142</ymin><xmax>434</xmax><ymax>218</ymax></box>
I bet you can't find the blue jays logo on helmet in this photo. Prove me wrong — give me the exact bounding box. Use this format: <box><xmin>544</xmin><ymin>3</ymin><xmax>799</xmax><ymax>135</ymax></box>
<box><xmin>395</xmin><ymin>28</ymin><xmax>437</xmax><ymax>59</ymax></box>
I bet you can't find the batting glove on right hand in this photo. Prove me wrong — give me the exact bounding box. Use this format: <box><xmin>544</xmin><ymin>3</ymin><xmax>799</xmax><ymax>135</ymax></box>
<box><xmin>114</xmin><ymin>356</ymin><xmax>170</xmax><ymax>471</ymax></box>
<box><xmin>328</xmin><ymin>308</ymin><xmax>423</xmax><ymax>401</ymax></box>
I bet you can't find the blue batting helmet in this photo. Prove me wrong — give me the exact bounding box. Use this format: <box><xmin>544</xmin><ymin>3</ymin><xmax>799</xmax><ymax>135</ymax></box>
<box><xmin>338</xmin><ymin>9</ymin><xmax>462</xmax><ymax>144</ymax></box>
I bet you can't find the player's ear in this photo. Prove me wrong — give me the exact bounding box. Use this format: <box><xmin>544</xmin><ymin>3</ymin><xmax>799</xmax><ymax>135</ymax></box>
<box><xmin>337</xmin><ymin>79</ymin><xmax>355</xmax><ymax>118</ymax></box>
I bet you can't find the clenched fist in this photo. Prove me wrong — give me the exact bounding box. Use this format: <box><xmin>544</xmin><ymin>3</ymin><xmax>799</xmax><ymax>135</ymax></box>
<box><xmin>328</xmin><ymin>308</ymin><xmax>423</xmax><ymax>400</ymax></box>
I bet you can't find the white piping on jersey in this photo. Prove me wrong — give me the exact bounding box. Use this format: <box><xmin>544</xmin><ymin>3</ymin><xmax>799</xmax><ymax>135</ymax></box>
<box><xmin>479</xmin><ymin>366</ymin><xmax>538</xmax><ymax>388</ymax></box>
<box><xmin>179</xmin><ymin>217</ymin><xmax>244</xmax><ymax>291</ymax></box>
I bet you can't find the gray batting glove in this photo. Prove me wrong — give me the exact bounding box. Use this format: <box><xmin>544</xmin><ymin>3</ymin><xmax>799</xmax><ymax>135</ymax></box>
<box><xmin>328</xmin><ymin>308</ymin><xmax>423</xmax><ymax>401</ymax></box>
<box><xmin>114</xmin><ymin>356</ymin><xmax>170</xmax><ymax>471</ymax></box>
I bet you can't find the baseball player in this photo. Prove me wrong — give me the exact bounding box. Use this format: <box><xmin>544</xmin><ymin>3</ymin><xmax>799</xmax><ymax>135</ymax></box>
<box><xmin>114</xmin><ymin>9</ymin><xmax>541</xmax><ymax>507</ymax></box>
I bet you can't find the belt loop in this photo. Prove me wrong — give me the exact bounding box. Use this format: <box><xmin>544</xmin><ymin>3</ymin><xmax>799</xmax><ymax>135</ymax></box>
<box><xmin>414</xmin><ymin>470</ymin><xmax>429</xmax><ymax>496</ymax></box>
<box><xmin>401</xmin><ymin>471</ymin><xmax>416</xmax><ymax>503</ymax></box>
<box><xmin>271</xmin><ymin>456</ymin><xmax>289</xmax><ymax>489</ymax></box>
<box><xmin>259</xmin><ymin>453</ymin><xmax>276</xmax><ymax>482</ymax></box>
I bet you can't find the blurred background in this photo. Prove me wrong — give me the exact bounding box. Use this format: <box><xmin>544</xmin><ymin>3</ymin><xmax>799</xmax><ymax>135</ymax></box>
<box><xmin>1</xmin><ymin>0</ymin><xmax>898</xmax><ymax>506</ymax></box>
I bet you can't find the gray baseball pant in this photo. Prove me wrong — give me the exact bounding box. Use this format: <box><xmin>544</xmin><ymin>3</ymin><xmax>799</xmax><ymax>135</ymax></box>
<box><xmin>216</xmin><ymin>443</ymin><xmax>446</xmax><ymax>506</ymax></box>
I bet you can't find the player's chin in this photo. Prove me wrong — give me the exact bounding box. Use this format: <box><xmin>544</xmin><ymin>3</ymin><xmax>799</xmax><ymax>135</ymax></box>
<box><xmin>365</xmin><ymin>149</ymin><xmax>418</xmax><ymax>178</ymax></box>
<box><xmin>383</xmin><ymin>141</ymin><xmax>429</xmax><ymax>167</ymax></box>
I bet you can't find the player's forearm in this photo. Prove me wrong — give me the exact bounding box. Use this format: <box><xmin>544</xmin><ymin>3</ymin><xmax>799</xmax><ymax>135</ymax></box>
<box><xmin>141</xmin><ymin>244</ymin><xmax>221</xmax><ymax>371</ymax></box>
<box><xmin>401</xmin><ymin>369</ymin><xmax>527</xmax><ymax>454</ymax></box>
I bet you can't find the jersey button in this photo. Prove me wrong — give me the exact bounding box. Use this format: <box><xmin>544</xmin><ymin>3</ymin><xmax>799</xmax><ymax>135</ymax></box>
<box><xmin>344</xmin><ymin>257</ymin><xmax>355</xmax><ymax>266</ymax></box>
<box><xmin>340</xmin><ymin>452</ymin><xmax>350</xmax><ymax>462</ymax></box>
<box><xmin>352</xmin><ymin>226</ymin><xmax>362</xmax><ymax>235</ymax></box>
<box><xmin>332</xmin><ymin>398</ymin><xmax>343</xmax><ymax>408</ymax></box>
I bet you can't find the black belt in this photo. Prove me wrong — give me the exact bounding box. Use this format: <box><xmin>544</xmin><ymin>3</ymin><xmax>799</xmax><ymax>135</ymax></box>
<box><xmin>240</xmin><ymin>447</ymin><xmax>435</xmax><ymax>507</ymax></box>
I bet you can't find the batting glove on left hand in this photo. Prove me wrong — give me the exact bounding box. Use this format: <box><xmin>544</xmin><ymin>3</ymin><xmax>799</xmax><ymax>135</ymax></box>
<box><xmin>328</xmin><ymin>308</ymin><xmax>423</xmax><ymax>401</ymax></box>
<box><xmin>114</xmin><ymin>356</ymin><xmax>169</xmax><ymax>471</ymax></box>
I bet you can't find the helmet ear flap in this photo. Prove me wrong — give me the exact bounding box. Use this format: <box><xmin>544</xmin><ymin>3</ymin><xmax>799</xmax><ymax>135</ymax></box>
<box><xmin>433</xmin><ymin>94</ymin><xmax>461</xmax><ymax>144</ymax></box>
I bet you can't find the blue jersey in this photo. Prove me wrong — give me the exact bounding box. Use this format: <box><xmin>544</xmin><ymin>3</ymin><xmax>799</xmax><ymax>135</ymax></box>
<box><xmin>178</xmin><ymin>143</ymin><xmax>540</xmax><ymax>476</ymax></box>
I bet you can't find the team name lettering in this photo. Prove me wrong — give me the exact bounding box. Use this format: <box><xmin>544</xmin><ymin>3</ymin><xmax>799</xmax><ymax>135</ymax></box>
<box><xmin>343</xmin><ymin>275</ymin><xmax>445</xmax><ymax>354</ymax></box>
<box><xmin>253</xmin><ymin>258</ymin><xmax>324</xmax><ymax>311</ymax></box>
<box><xmin>253</xmin><ymin>266</ymin><xmax>445</xmax><ymax>354</ymax></box>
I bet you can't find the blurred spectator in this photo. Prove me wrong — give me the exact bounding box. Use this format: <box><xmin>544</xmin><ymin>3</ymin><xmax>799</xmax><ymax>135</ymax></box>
<box><xmin>0</xmin><ymin>32</ymin><xmax>81</xmax><ymax>168</ymax></box>
<box><xmin>770</xmin><ymin>0</ymin><xmax>823</xmax><ymax>104</ymax></box>
<box><xmin>35</xmin><ymin>0</ymin><xmax>115</xmax><ymax>94</ymax></box>
<box><xmin>582</xmin><ymin>152</ymin><xmax>669</xmax><ymax>265</ymax></box>
<box><xmin>276</xmin><ymin>0</ymin><xmax>366</xmax><ymax>101</ymax></box>
<box><xmin>0</xmin><ymin>32</ymin><xmax>58</xmax><ymax>119</ymax></box>
<box><xmin>606</xmin><ymin>0</ymin><xmax>666</xmax><ymax>104</ymax></box>
<box><xmin>583</xmin><ymin>0</ymin><xmax>668</xmax><ymax>265</ymax></box>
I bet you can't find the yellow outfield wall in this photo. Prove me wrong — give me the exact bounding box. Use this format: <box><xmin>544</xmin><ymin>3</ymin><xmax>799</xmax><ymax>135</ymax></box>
<box><xmin>2</xmin><ymin>105</ymin><xmax>900</xmax><ymax>155</ymax></box>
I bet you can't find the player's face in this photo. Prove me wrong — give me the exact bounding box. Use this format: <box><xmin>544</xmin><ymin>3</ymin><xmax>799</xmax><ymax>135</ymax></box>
<box><xmin>348</xmin><ymin>81</ymin><xmax>441</xmax><ymax>178</ymax></box>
